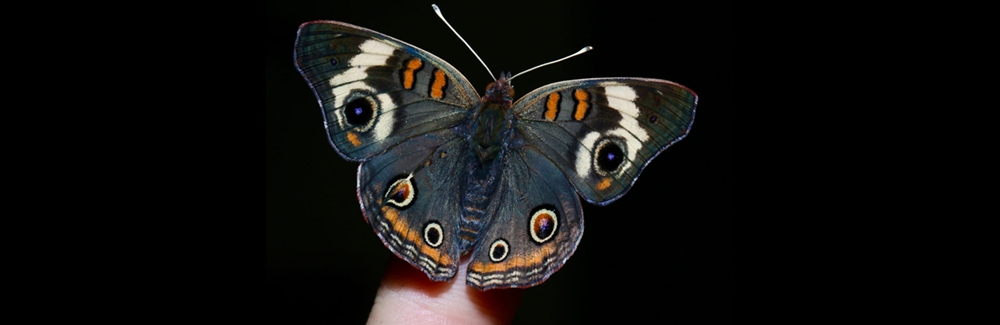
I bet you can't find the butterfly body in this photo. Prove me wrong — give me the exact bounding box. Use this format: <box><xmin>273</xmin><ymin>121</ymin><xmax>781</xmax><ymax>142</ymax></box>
<box><xmin>295</xmin><ymin>20</ymin><xmax>697</xmax><ymax>290</ymax></box>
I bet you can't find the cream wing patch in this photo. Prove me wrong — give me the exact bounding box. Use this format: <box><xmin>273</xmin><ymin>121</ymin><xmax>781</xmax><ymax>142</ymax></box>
<box><xmin>328</xmin><ymin>40</ymin><xmax>397</xmax><ymax>125</ymax></box>
<box><xmin>602</xmin><ymin>84</ymin><xmax>648</xmax><ymax>176</ymax></box>
<box><xmin>603</xmin><ymin>85</ymin><xmax>640</xmax><ymax>118</ymax></box>
<box><xmin>575</xmin><ymin>131</ymin><xmax>601</xmax><ymax>178</ymax></box>
<box><xmin>373</xmin><ymin>93</ymin><xmax>397</xmax><ymax>141</ymax></box>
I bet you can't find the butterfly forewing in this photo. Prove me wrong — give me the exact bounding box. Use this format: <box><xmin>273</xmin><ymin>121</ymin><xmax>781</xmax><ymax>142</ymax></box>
<box><xmin>294</xmin><ymin>21</ymin><xmax>480</xmax><ymax>161</ymax></box>
<box><xmin>512</xmin><ymin>78</ymin><xmax>697</xmax><ymax>205</ymax></box>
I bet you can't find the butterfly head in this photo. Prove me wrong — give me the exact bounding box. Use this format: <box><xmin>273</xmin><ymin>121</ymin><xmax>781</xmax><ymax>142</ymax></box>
<box><xmin>483</xmin><ymin>72</ymin><xmax>515</xmax><ymax>108</ymax></box>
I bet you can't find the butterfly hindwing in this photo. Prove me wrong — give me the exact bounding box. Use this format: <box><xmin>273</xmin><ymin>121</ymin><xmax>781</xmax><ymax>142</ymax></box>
<box><xmin>294</xmin><ymin>21</ymin><xmax>480</xmax><ymax>161</ymax></box>
<box><xmin>466</xmin><ymin>147</ymin><xmax>584</xmax><ymax>290</ymax></box>
<box><xmin>513</xmin><ymin>78</ymin><xmax>698</xmax><ymax>205</ymax></box>
<box><xmin>356</xmin><ymin>129</ymin><xmax>468</xmax><ymax>280</ymax></box>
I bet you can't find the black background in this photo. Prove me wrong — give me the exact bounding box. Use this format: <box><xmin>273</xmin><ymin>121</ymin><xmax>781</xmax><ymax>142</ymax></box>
<box><xmin>266</xmin><ymin>0</ymin><xmax>732</xmax><ymax>323</ymax></box>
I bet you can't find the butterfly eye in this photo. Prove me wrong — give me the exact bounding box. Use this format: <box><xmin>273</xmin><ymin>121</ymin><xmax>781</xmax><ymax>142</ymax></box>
<box><xmin>529</xmin><ymin>206</ymin><xmax>559</xmax><ymax>244</ymax></box>
<box><xmin>488</xmin><ymin>239</ymin><xmax>509</xmax><ymax>262</ymax></box>
<box><xmin>344</xmin><ymin>98</ymin><xmax>375</xmax><ymax>126</ymax></box>
<box><xmin>595</xmin><ymin>140</ymin><xmax>625</xmax><ymax>174</ymax></box>
<box><xmin>424</xmin><ymin>221</ymin><xmax>443</xmax><ymax>248</ymax></box>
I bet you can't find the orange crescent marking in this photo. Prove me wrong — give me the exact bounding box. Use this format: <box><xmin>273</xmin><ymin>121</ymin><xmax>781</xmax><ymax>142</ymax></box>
<box><xmin>380</xmin><ymin>206</ymin><xmax>452</xmax><ymax>266</ymax></box>
<box><xmin>346</xmin><ymin>131</ymin><xmax>361</xmax><ymax>146</ymax></box>
<box><xmin>596</xmin><ymin>177</ymin><xmax>612</xmax><ymax>190</ymax></box>
<box><xmin>403</xmin><ymin>59</ymin><xmax>422</xmax><ymax>89</ymax></box>
<box><xmin>574</xmin><ymin>89</ymin><xmax>589</xmax><ymax>121</ymax></box>
<box><xmin>470</xmin><ymin>245</ymin><xmax>555</xmax><ymax>274</ymax></box>
<box><xmin>430</xmin><ymin>69</ymin><xmax>447</xmax><ymax>99</ymax></box>
<box><xmin>545</xmin><ymin>93</ymin><xmax>560</xmax><ymax>120</ymax></box>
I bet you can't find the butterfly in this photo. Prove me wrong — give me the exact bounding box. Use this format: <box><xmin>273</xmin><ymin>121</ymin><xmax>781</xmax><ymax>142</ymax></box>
<box><xmin>294</xmin><ymin>17</ymin><xmax>697</xmax><ymax>290</ymax></box>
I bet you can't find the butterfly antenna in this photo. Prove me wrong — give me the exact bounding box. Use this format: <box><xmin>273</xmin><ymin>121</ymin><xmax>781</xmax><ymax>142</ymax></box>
<box><xmin>432</xmin><ymin>4</ymin><xmax>496</xmax><ymax>81</ymax></box>
<box><xmin>509</xmin><ymin>46</ymin><xmax>594</xmax><ymax>81</ymax></box>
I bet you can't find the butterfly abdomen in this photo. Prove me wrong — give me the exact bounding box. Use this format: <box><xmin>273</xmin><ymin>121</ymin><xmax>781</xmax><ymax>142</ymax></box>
<box><xmin>457</xmin><ymin>152</ymin><xmax>504</xmax><ymax>253</ymax></box>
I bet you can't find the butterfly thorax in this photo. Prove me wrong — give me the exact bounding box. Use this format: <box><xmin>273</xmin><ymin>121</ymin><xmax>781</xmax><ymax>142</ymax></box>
<box><xmin>469</xmin><ymin>74</ymin><xmax>515</xmax><ymax>164</ymax></box>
